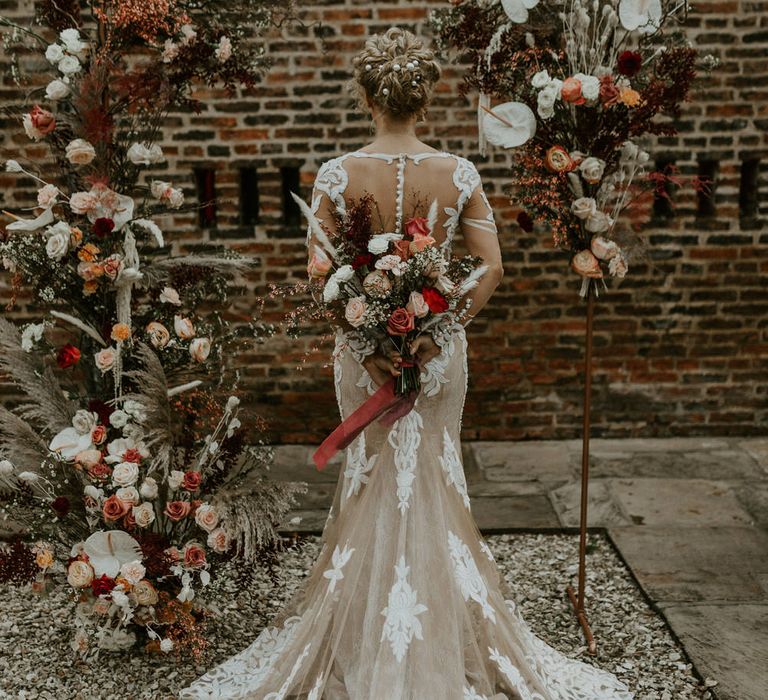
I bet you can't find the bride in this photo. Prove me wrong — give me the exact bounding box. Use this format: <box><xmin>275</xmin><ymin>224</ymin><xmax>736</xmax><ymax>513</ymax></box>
<box><xmin>181</xmin><ymin>27</ymin><xmax>634</xmax><ymax>700</ymax></box>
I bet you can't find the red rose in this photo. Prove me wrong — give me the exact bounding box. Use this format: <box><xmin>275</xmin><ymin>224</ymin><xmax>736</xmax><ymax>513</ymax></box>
<box><xmin>599</xmin><ymin>75</ymin><xmax>620</xmax><ymax>106</ymax></box>
<box><xmin>92</xmin><ymin>217</ymin><xmax>115</xmax><ymax>238</ymax></box>
<box><xmin>123</xmin><ymin>448</ymin><xmax>143</xmax><ymax>464</ymax></box>
<box><xmin>404</xmin><ymin>216</ymin><xmax>430</xmax><ymax>237</ymax></box>
<box><xmin>88</xmin><ymin>462</ymin><xmax>112</xmax><ymax>482</ymax></box>
<box><xmin>51</xmin><ymin>496</ymin><xmax>70</xmax><ymax>517</ymax></box>
<box><xmin>30</xmin><ymin>105</ymin><xmax>56</xmax><ymax>135</ymax></box>
<box><xmin>182</xmin><ymin>471</ymin><xmax>202</xmax><ymax>492</ymax></box>
<box><xmin>91</xmin><ymin>574</ymin><xmax>116</xmax><ymax>597</ymax></box>
<box><xmin>351</xmin><ymin>253</ymin><xmax>374</xmax><ymax>270</ymax></box>
<box><xmin>516</xmin><ymin>211</ymin><xmax>534</xmax><ymax>233</ymax></box>
<box><xmin>102</xmin><ymin>494</ymin><xmax>130</xmax><ymax>522</ymax></box>
<box><xmin>164</xmin><ymin>501</ymin><xmax>192</xmax><ymax>522</ymax></box>
<box><xmin>392</xmin><ymin>239</ymin><xmax>411</xmax><ymax>261</ymax></box>
<box><xmin>421</xmin><ymin>286</ymin><xmax>449</xmax><ymax>313</ymax></box>
<box><xmin>617</xmin><ymin>50</ymin><xmax>643</xmax><ymax>77</ymax></box>
<box><xmin>57</xmin><ymin>343</ymin><xmax>81</xmax><ymax>369</ymax></box>
<box><xmin>386</xmin><ymin>308</ymin><xmax>415</xmax><ymax>336</ymax></box>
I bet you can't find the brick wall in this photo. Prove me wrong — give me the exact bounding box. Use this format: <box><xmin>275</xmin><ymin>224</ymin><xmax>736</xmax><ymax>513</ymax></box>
<box><xmin>1</xmin><ymin>0</ymin><xmax>766</xmax><ymax>442</ymax></box>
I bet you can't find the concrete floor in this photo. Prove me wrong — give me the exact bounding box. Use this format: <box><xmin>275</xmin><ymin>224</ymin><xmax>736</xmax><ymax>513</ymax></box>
<box><xmin>274</xmin><ymin>437</ymin><xmax>768</xmax><ymax>700</ymax></box>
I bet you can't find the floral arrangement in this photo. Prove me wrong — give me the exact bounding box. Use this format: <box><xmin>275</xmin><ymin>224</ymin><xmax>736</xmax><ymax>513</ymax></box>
<box><xmin>432</xmin><ymin>0</ymin><xmax>707</xmax><ymax>296</ymax></box>
<box><xmin>296</xmin><ymin>192</ymin><xmax>487</xmax><ymax>395</ymax></box>
<box><xmin>0</xmin><ymin>1</ymin><xmax>305</xmax><ymax>658</ymax></box>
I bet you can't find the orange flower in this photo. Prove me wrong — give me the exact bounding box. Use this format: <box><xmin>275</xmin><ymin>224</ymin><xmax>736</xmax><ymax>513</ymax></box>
<box><xmin>83</xmin><ymin>280</ymin><xmax>99</xmax><ymax>296</ymax></box>
<box><xmin>111</xmin><ymin>323</ymin><xmax>131</xmax><ymax>342</ymax></box>
<box><xmin>544</xmin><ymin>146</ymin><xmax>576</xmax><ymax>173</ymax></box>
<box><xmin>618</xmin><ymin>87</ymin><xmax>641</xmax><ymax>107</ymax></box>
<box><xmin>78</xmin><ymin>243</ymin><xmax>100</xmax><ymax>262</ymax></box>
<box><xmin>69</xmin><ymin>227</ymin><xmax>83</xmax><ymax>247</ymax></box>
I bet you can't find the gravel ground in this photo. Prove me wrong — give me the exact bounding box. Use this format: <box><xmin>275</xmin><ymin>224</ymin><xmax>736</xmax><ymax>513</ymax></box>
<box><xmin>0</xmin><ymin>533</ymin><xmax>715</xmax><ymax>700</ymax></box>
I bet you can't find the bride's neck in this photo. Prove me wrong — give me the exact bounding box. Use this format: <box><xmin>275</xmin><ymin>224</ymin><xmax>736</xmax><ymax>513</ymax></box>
<box><xmin>369</xmin><ymin>116</ymin><xmax>423</xmax><ymax>149</ymax></box>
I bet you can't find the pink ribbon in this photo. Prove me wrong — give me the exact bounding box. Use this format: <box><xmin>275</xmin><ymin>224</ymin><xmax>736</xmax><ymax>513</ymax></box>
<box><xmin>312</xmin><ymin>377</ymin><xmax>417</xmax><ymax>470</ymax></box>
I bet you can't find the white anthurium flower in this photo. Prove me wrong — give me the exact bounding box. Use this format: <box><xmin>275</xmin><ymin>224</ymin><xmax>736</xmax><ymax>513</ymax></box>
<box><xmin>83</xmin><ymin>530</ymin><xmax>142</xmax><ymax>579</ymax></box>
<box><xmin>619</xmin><ymin>0</ymin><xmax>662</xmax><ymax>33</ymax></box>
<box><xmin>5</xmin><ymin>160</ymin><xmax>22</xmax><ymax>173</ymax></box>
<box><xmin>49</xmin><ymin>427</ymin><xmax>94</xmax><ymax>460</ymax></box>
<box><xmin>5</xmin><ymin>206</ymin><xmax>55</xmax><ymax>232</ymax></box>
<box><xmin>482</xmin><ymin>101</ymin><xmax>537</xmax><ymax>149</ymax></box>
<box><xmin>501</xmin><ymin>0</ymin><xmax>539</xmax><ymax>23</ymax></box>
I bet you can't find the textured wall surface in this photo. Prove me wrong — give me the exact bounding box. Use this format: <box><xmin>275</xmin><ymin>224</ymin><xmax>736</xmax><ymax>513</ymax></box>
<box><xmin>1</xmin><ymin>0</ymin><xmax>766</xmax><ymax>442</ymax></box>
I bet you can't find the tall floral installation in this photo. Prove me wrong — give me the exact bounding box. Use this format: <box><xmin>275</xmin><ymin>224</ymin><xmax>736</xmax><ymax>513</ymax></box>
<box><xmin>432</xmin><ymin>0</ymin><xmax>705</xmax><ymax>297</ymax></box>
<box><xmin>0</xmin><ymin>0</ymin><xmax>305</xmax><ymax>658</ymax></box>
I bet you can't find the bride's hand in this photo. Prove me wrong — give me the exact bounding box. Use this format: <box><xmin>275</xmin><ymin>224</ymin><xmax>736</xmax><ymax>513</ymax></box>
<box><xmin>409</xmin><ymin>335</ymin><xmax>440</xmax><ymax>365</ymax></box>
<box><xmin>362</xmin><ymin>352</ymin><xmax>402</xmax><ymax>387</ymax></box>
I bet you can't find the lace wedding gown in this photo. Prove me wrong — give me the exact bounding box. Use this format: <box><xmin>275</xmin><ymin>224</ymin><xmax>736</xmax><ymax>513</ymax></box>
<box><xmin>180</xmin><ymin>151</ymin><xmax>634</xmax><ymax>699</ymax></box>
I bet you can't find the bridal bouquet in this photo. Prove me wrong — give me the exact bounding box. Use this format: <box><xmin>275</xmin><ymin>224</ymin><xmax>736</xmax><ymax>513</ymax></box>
<box><xmin>296</xmin><ymin>192</ymin><xmax>487</xmax><ymax>395</ymax></box>
<box><xmin>433</xmin><ymin>0</ymin><xmax>704</xmax><ymax>295</ymax></box>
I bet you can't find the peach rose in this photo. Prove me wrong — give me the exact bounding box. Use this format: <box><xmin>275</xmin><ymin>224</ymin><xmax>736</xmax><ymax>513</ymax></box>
<box><xmin>77</xmin><ymin>261</ymin><xmax>103</xmax><ymax>281</ymax></box>
<box><xmin>392</xmin><ymin>239</ymin><xmax>411</xmax><ymax>261</ymax></box>
<box><xmin>102</xmin><ymin>255</ymin><xmax>123</xmax><ymax>280</ymax></box>
<box><xmin>189</xmin><ymin>337</ymin><xmax>211</xmax><ymax>363</ymax></box>
<box><xmin>164</xmin><ymin>500</ymin><xmax>192</xmax><ymax>521</ymax></box>
<box><xmin>165</xmin><ymin>546</ymin><xmax>181</xmax><ymax>563</ymax></box>
<box><xmin>37</xmin><ymin>184</ymin><xmax>59</xmax><ymax>208</ymax></box>
<box><xmin>94</xmin><ymin>347</ymin><xmax>116</xmax><ymax>374</ymax></box>
<box><xmin>183</xmin><ymin>541</ymin><xmax>207</xmax><ymax>569</ymax></box>
<box><xmin>545</xmin><ymin>145</ymin><xmax>576</xmax><ymax>173</ymax></box>
<box><xmin>409</xmin><ymin>233</ymin><xmax>436</xmax><ymax>254</ymax></box>
<box><xmin>362</xmin><ymin>270</ymin><xmax>392</xmax><ymax>297</ymax></box>
<box><xmin>344</xmin><ymin>296</ymin><xmax>367</xmax><ymax>328</ymax></box>
<box><xmin>571</xmin><ymin>249</ymin><xmax>603</xmax><ymax>279</ymax></box>
<box><xmin>91</xmin><ymin>425</ymin><xmax>107</xmax><ymax>445</ymax></box>
<box><xmin>65</xmin><ymin>139</ymin><xmax>96</xmax><ymax>166</ymax></box>
<box><xmin>69</xmin><ymin>191</ymin><xmax>98</xmax><ymax>215</ymax></box>
<box><xmin>111</xmin><ymin>323</ymin><xmax>131</xmax><ymax>342</ymax></box>
<box><xmin>404</xmin><ymin>216</ymin><xmax>430</xmax><ymax>237</ymax></box>
<box><xmin>67</xmin><ymin>560</ymin><xmax>94</xmax><ymax>588</ymax></box>
<box><xmin>590</xmin><ymin>236</ymin><xmax>620</xmax><ymax>261</ymax></box>
<box><xmin>406</xmin><ymin>291</ymin><xmax>430</xmax><ymax>319</ymax></box>
<box><xmin>561</xmin><ymin>77</ymin><xmax>585</xmax><ymax>104</ymax></box>
<box><xmin>132</xmin><ymin>579</ymin><xmax>158</xmax><ymax>605</ymax></box>
<box><xmin>76</xmin><ymin>449</ymin><xmax>102</xmax><ymax>469</ymax></box>
<box><xmin>194</xmin><ymin>503</ymin><xmax>219</xmax><ymax>532</ymax></box>
<box><xmin>146</xmin><ymin>322</ymin><xmax>170</xmax><ymax>348</ymax></box>
<box><xmin>102</xmin><ymin>494</ymin><xmax>130</xmax><ymax>521</ymax></box>
<box><xmin>307</xmin><ymin>247</ymin><xmax>332</xmax><ymax>278</ymax></box>
<box><xmin>174</xmin><ymin>315</ymin><xmax>195</xmax><ymax>340</ymax></box>
<box><xmin>207</xmin><ymin>527</ymin><xmax>230</xmax><ymax>553</ymax></box>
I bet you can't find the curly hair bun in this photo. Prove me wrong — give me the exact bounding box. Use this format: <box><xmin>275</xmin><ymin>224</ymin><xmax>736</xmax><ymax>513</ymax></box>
<box><xmin>349</xmin><ymin>27</ymin><xmax>442</xmax><ymax>120</ymax></box>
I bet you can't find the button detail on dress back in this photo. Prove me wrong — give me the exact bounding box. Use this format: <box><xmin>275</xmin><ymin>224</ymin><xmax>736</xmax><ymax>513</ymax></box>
<box><xmin>395</xmin><ymin>153</ymin><xmax>406</xmax><ymax>234</ymax></box>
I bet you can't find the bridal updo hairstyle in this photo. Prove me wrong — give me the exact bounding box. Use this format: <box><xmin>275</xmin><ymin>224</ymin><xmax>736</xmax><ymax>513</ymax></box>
<box><xmin>350</xmin><ymin>27</ymin><xmax>442</xmax><ymax>121</ymax></box>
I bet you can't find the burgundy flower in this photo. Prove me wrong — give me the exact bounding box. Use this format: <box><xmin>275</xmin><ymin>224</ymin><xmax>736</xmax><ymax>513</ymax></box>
<box><xmin>617</xmin><ymin>50</ymin><xmax>643</xmax><ymax>77</ymax></box>
<box><xmin>51</xmin><ymin>496</ymin><xmax>70</xmax><ymax>517</ymax></box>
<box><xmin>92</xmin><ymin>217</ymin><xmax>115</xmax><ymax>238</ymax></box>
<box><xmin>516</xmin><ymin>211</ymin><xmax>534</xmax><ymax>233</ymax></box>
<box><xmin>351</xmin><ymin>253</ymin><xmax>374</xmax><ymax>270</ymax></box>
<box><xmin>56</xmin><ymin>343</ymin><xmax>81</xmax><ymax>369</ymax></box>
<box><xmin>88</xmin><ymin>399</ymin><xmax>113</xmax><ymax>427</ymax></box>
<box><xmin>91</xmin><ymin>574</ymin><xmax>116</xmax><ymax>597</ymax></box>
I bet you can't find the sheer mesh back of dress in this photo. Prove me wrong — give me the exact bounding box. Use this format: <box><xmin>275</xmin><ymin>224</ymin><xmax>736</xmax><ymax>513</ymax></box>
<box><xmin>306</xmin><ymin>151</ymin><xmax>497</xmax><ymax>253</ymax></box>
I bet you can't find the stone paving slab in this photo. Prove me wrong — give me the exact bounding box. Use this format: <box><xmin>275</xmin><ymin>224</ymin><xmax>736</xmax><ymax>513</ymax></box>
<box><xmin>608</xmin><ymin>526</ymin><xmax>768</xmax><ymax>603</ymax></box>
<box><xmin>550</xmin><ymin>480</ymin><xmax>635</xmax><ymax>527</ymax></box>
<box><xmin>656</xmin><ymin>603</ymin><xmax>768</xmax><ymax>700</ymax></box>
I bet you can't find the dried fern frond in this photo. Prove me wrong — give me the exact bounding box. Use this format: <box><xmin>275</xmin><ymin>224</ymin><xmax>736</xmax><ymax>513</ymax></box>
<box><xmin>0</xmin><ymin>318</ymin><xmax>75</xmax><ymax>434</ymax></box>
<box><xmin>0</xmin><ymin>405</ymin><xmax>50</xmax><ymax>474</ymax></box>
<box><xmin>120</xmin><ymin>343</ymin><xmax>174</xmax><ymax>475</ymax></box>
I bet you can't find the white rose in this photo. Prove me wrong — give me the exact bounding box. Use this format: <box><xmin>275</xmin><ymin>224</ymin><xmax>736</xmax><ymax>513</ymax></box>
<box><xmin>67</xmin><ymin>560</ymin><xmax>94</xmax><ymax>588</ymax></box>
<box><xmin>571</xmin><ymin>197</ymin><xmax>597</xmax><ymax>220</ymax></box>
<box><xmin>139</xmin><ymin>477</ymin><xmax>158</xmax><ymax>500</ymax></box>
<box><xmin>537</xmin><ymin>85</ymin><xmax>558</xmax><ymax>110</ymax></box>
<box><xmin>150</xmin><ymin>180</ymin><xmax>171</xmax><ymax>199</ymax></box>
<box><xmin>123</xmin><ymin>400</ymin><xmax>146</xmax><ymax>422</ymax></box>
<box><xmin>45</xmin><ymin>79</ymin><xmax>70</xmax><ymax>100</ymax></box>
<box><xmin>174</xmin><ymin>315</ymin><xmax>195</xmax><ymax>339</ymax></box>
<box><xmin>333</xmin><ymin>264</ymin><xmax>354</xmax><ymax>282</ymax></box>
<box><xmin>22</xmin><ymin>114</ymin><xmax>42</xmax><ymax>141</ymax></box>
<box><xmin>44</xmin><ymin>224</ymin><xmax>71</xmax><ymax>261</ymax></box>
<box><xmin>45</xmin><ymin>44</ymin><xmax>64</xmax><ymax>63</ymax></box>
<box><xmin>119</xmin><ymin>560</ymin><xmax>146</xmax><ymax>585</ymax></box>
<box><xmin>367</xmin><ymin>233</ymin><xmax>401</xmax><ymax>255</ymax></box>
<box><xmin>116</xmin><ymin>486</ymin><xmax>140</xmax><ymax>505</ymax></box>
<box><xmin>110</xmin><ymin>588</ymin><xmax>130</xmax><ymax>607</ymax></box>
<box><xmin>576</xmin><ymin>73</ymin><xmax>600</xmax><ymax>101</ymax></box>
<box><xmin>194</xmin><ymin>503</ymin><xmax>219</xmax><ymax>533</ymax></box>
<box><xmin>127</xmin><ymin>142</ymin><xmax>164</xmax><ymax>166</ymax></box>
<box><xmin>83</xmin><ymin>485</ymin><xmax>103</xmax><ymax>501</ymax></box>
<box><xmin>112</xmin><ymin>461</ymin><xmax>140</xmax><ymax>487</ymax></box>
<box><xmin>166</xmin><ymin>187</ymin><xmax>184</xmax><ymax>209</ymax></box>
<box><xmin>65</xmin><ymin>139</ymin><xmax>96</xmax><ymax>165</ymax></box>
<box><xmin>537</xmin><ymin>103</ymin><xmax>554</xmax><ymax>120</ymax></box>
<box><xmin>133</xmin><ymin>502</ymin><xmax>156</xmax><ymax>528</ymax></box>
<box><xmin>322</xmin><ymin>277</ymin><xmax>340</xmax><ymax>303</ymax></box>
<box><xmin>0</xmin><ymin>459</ymin><xmax>13</xmax><ymax>475</ymax></box>
<box><xmin>168</xmin><ymin>470</ymin><xmax>184</xmax><ymax>490</ymax></box>
<box><xmin>21</xmin><ymin>323</ymin><xmax>45</xmax><ymax>352</ymax></box>
<box><xmin>215</xmin><ymin>36</ymin><xmax>232</xmax><ymax>62</ymax></box>
<box><xmin>72</xmin><ymin>409</ymin><xmax>98</xmax><ymax>435</ymax></box>
<box><xmin>109</xmin><ymin>410</ymin><xmax>129</xmax><ymax>429</ymax></box>
<box><xmin>37</xmin><ymin>184</ymin><xmax>59</xmax><ymax>208</ymax></box>
<box><xmin>58</xmin><ymin>55</ymin><xmax>81</xmax><ymax>75</ymax></box>
<box><xmin>95</xmin><ymin>346</ymin><xmax>117</xmax><ymax>374</ymax></box>
<box><xmin>609</xmin><ymin>254</ymin><xmax>628</xmax><ymax>278</ymax></box>
<box><xmin>531</xmin><ymin>69</ymin><xmax>551</xmax><ymax>88</ymax></box>
<box><xmin>180</xmin><ymin>24</ymin><xmax>197</xmax><ymax>43</ymax></box>
<box><xmin>159</xmin><ymin>286</ymin><xmax>181</xmax><ymax>305</ymax></box>
<box><xmin>162</xmin><ymin>39</ymin><xmax>179</xmax><ymax>62</ymax></box>
<box><xmin>59</xmin><ymin>28</ymin><xmax>88</xmax><ymax>58</ymax></box>
<box><xmin>579</xmin><ymin>156</ymin><xmax>606</xmax><ymax>184</ymax></box>
<box><xmin>585</xmin><ymin>211</ymin><xmax>613</xmax><ymax>233</ymax></box>
<box><xmin>189</xmin><ymin>337</ymin><xmax>211</xmax><ymax>363</ymax></box>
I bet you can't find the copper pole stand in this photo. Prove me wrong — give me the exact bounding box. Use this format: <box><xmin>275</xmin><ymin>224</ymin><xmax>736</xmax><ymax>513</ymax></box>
<box><xmin>565</xmin><ymin>280</ymin><xmax>597</xmax><ymax>655</ymax></box>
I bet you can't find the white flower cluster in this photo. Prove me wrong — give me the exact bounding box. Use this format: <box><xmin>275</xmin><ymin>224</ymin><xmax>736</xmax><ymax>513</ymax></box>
<box><xmin>45</xmin><ymin>28</ymin><xmax>89</xmax><ymax>79</ymax></box>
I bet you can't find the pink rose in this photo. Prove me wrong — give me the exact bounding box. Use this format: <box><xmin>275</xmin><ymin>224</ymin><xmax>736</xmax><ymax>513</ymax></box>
<box><xmin>165</xmin><ymin>546</ymin><xmax>181</xmax><ymax>563</ymax></box>
<box><xmin>406</xmin><ymin>291</ymin><xmax>430</xmax><ymax>318</ymax></box>
<box><xmin>344</xmin><ymin>296</ymin><xmax>367</xmax><ymax>328</ymax></box>
<box><xmin>102</xmin><ymin>255</ymin><xmax>123</xmax><ymax>280</ymax></box>
<box><xmin>409</xmin><ymin>233</ymin><xmax>437</xmax><ymax>254</ymax></box>
<box><xmin>362</xmin><ymin>270</ymin><xmax>392</xmax><ymax>297</ymax></box>
<box><xmin>30</xmin><ymin>105</ymin><xmax>56</xmax><ymax>135</ymax></box>
<box><xmin>207</xmin><ymin>527</ymin><xmax>230</xmax><ymax>554</ymax></box>
<box><xmin>164</xmin><ymin>501</ymin><xmax>192</xmax><ymax>521</ymax></box>
<box><xmin>70</xmin><ymin>191</ymin><xmax>98</xmax><ymax>215</ymax></box>
<box><xmin>91</xmin><ymin>425</ymin><xmax>107</xmax><ymax>445</ymax></box>
<box><xmin>404</xmin><ymin>216</ymin><xmax>430</xmax><ymax>237</ymax></box>
<box><xmin>181</xmin><ymin>470</ymin><xmax>202</xmax><ymax>492</ymax></box>
<box><xmin>37</xmin><ymin>184</ymin><xmax>59</xmax><ymax>208</ymax></box>
<box><xmin>599</xmin><ymin>75</ymin><xmax>620</xmax><ymax>106</ymax></box>
<box><xmin>76</xmin><ymin>449</ymin><xmax>103</xmax><ymax>469</ymax></box>
<box><xmin>561</xmin><ymin>77</ymin><xmax>585</xmax><ymax>104</ymax></box>
<box><xmin>183</xmin><ymin>541</ymin><xmax>207</xmax><ymax>569</ymax></box>
<box><xmin>590</xmin><ymin>236</ymin><xmax>620</xmax><ymax>261</ymax></box>
<box><xmin>307</xmin><ymin>247</ymin><xmax>332</xmax><ymax>278</ymax></box>
<box><xmin>392</xmin><ymin>239</ymin><xmax>411</xmax><ymax>261</ymax></box>
<box><xmin>102</xmin><ymin>495</ymin><xmax>130</xmax><ymax>522</ymax></box>
<box><xmin>387</xmin><ymin>307</ymin><xmax>415</xmax><ymax>336</ymax></box>
<box><xmin>571</xmin><ymin>249</ymin><xmax>603</xmax><ymax>279</ymax></box>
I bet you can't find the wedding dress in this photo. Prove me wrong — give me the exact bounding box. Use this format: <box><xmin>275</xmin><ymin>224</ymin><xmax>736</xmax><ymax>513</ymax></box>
<box><xmin>180</xmin><ymin>150</ymin><xmax>634</xmax><ymax>699</ymax></box>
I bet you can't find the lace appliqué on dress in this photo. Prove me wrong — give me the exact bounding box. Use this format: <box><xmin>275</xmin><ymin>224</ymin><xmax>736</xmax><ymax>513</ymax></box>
<box><xmin>344</xmin><ymin>436</ymin><xmax>376</xmax><ymax>499</ymax></box>
<box><xmin>448</xmin><ymin>530</ymin><xmax>496</xmax><ymax>623</ymax></box>
<box><xmin>380</xmin><ymin>555</ymin><xmax>429</xmax><ymax>663</ymax></box>
<box><xmin>443</xmin><ymin>156</ymin><xmax>482</xmax><ymax>249</ymax></box>
<box><xmin>387</xmin><ymin>409</ymin><xmax>423</xmax><ymax>515</ymax></box>
<box><xmin>439</xmin><ymin>427</ymin><xmax>471</xmax><ymax>509</ymax></box>
<box><xmin>306</xmin><ymin>156</ymin><xmax>349</xmax><ymax>245</ymax></box>
<box><xmin>323</xmin><ymin>541</ymin><xmax>355</xmax><ymax>594</ymax></box>
<box><xmin>489</xmin><ymin>647</ymin><xmax>546</xmax><ymax>700</ymax></box>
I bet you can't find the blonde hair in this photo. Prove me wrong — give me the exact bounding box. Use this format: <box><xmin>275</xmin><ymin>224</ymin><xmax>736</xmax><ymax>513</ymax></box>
<box><xmin>349</xmin><ymin>27</ymin><xmax>441</xmax><ymax>121</ymax></box>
